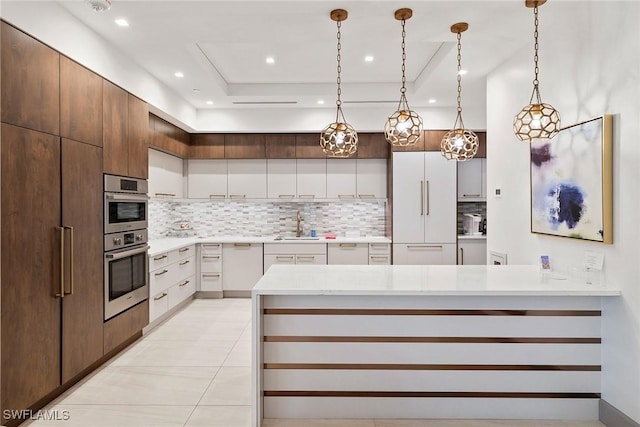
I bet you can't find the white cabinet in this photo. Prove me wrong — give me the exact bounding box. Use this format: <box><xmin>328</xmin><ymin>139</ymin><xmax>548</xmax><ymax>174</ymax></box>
<box><xmin>327</xmin><ymin>243</ymin><xmax>368</xmax><ymax>265</ymax></box>
<box><xmin>458</xmin><ymin>238</ymin><xmax>487</xmax><ymax>265</ymax></box>
<box><xmin>187</xmin><ymin>159</ymin><xmax>227</xmax><ymax>199</ymax></box>
<box><xmin>227</xmin><ymin>159</ymin><xmax>267</xmax><ymax>199</ymax></box>
<box><xmin>296</xmin><ymin>159</ymin><xmax>326</xmax><ymax>199</ymax></box>
<box><xmin>393</xmin><ymin>243</ymin><xmax>457</xmax><ymax>265</ymax></box>
<box><xmin>200</xmin><ymin>243</ymin><xmax>223</xmax><ymax>292</ymax></box>
<box><xmin>222</xmin><ymin>243</ymin><xmax>264</xmax><ymax>294</ymax></box>
<box><xmin>263</xmin><ymin>243</ymin><xmax>327</xmax><ymax>273</ymax></box>
<box><xmin>149</xmin><ymin>148</ymin><xmax>184</xmax><ymax>198</ymax></box>
<box><xmin>149</xmin><ymin>244</ymin><xmax>196</xmax><ymax>323</ymax></box>
<box><xmin>267</xmin><ymin>159</ymin><xmax>296</xmax><ymax>199</ymax></box>
<box><xmin>326</xmin><ymin>159</ymin><xmax>357</xmax><ymax>199</ymax></box>
<box><xmin>457</xmin><ymin>158</ymin><xmax>486</xmax><ymax>201</ymax></box>
<box><xmin>392</xmin><ymin>152</ymin><xmax>456</xmax><ymax>265</ymax></box>
<box><xmin>368</xmin><ymin>242</ymin><xmax>391</xmax><ymax>265</ymax></box>
<box><xmin>357</xmin><ymin>159</ymin><xmax>387</xmax><ymax>199</ymax></box>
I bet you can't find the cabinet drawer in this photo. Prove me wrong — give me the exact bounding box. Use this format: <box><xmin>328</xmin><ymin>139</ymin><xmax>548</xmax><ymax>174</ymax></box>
<box><xmin>392</xmin><ymin>243</ymin><xmax>456</xmax><ymax>265</ymax></box>
<box><xmin>369</xmin><ymin>242</ymin><xmax>391</xmax><ymax>254</ymax></box>
<box><xmin>201</xmin><ymin>242</ymin><xmax>222</xmax><ymax>255</ymax></box>
<box><xmin>149</xmin><ymin>289</ymin><xmax>169</xmax><ymax>322</ymax></box>
<box><xmin>150</xmin><ymin>262</ymin><xmax>177</xmax><ymax>294</ymax></box>
<box><xmin>201</xmin><ymin>272</ymin><xmax>222</xmax><ymax>292</ymax></box>
<box><xmin>201</xmin><ymin>253</ymin><xmax>222</xmax><ymax>272</ymax></box>
<box><xmin>296</xmin><ymin>254</ymin><xmax>326</xmax><ymax>265</ymax></box>
<box><xmin>150</xmin><ymin>252</ymin><xmax>170</xmax><ymax>270</ymax></box>
<box><xmin>176</xmin><ymin>255</ymin><xmax>196</xmax><ymax>279</ymax></box>
<box><xmin>174</xmin><ymin>245</ymin><xmax>195</xmax><ymax>261</ymax></box>
<box><xmin>327</xmin><ymin>243</ymin><xmax>368</xmax><ymax>265</ymax></box>
<box><xmin>168</xmin><ymin>275</ymin><xmax>196</xmax><ymax>309</ymax></box>
<box><xmin>264</xmin><ymin>254</ymin><xmax>295</xmax><ymax>273</ymax></box>
<box><xmin>369</xmin><ymin>254</ymin><xmax>391</xmax><ymax>265</ymax></box>
<box><xmin>264</xmin><ymin>243</ymin><xmax>326</xmax><ymax>255</ymax></box>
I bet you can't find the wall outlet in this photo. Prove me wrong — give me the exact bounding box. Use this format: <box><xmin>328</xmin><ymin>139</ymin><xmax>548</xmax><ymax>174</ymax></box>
<box><xmin>495</xmin><ymin>187</ymin><xmax>502</xmax><ymax>198</ymax></box>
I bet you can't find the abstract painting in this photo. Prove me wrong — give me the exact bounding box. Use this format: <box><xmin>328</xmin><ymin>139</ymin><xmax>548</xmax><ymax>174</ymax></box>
<box><xmin>530</xmin><ymin>115</ymin><xmax>613</xmax><ymax>243</ymax></box>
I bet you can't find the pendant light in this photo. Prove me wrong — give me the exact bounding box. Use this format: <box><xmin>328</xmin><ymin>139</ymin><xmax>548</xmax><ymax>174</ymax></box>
<box><xmin>441</xmin><ymin>22</ymin><xmax>478</xmax><ymax>161</ymax></box>
<box><xmin>513</xmin><ymin>0</ymin><xmax>560</xmax><ymax>142</ymax></box>
<box><xmin>320</xmin><ymin>9</ymin><xmax>358</xmax><ymax>158</ymax></box>
<box><xmin>384</xmin><ymin>8</ymin><xmax>423</xmax><ymax>146</ymax></box>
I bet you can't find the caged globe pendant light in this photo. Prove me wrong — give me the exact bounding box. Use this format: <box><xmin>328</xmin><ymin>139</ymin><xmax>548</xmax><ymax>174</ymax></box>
<box><xmin>513</xmin><ymin>0</ymin><xmax>560</xmax><ymax>142</ymax></box>
<box><xmin>441</xmin><ymin>22</ymin><xmax>478</xmax><ymax>161</ymax></box>
<box><xmin>384</xmin><ymin>8</ymin><xmax>423</xmax><ymax>146</ymax></box>
<box><xmin>320</xmin><ymin>9</ymin><xmax>358</xmax><ymax>158</ymax></box>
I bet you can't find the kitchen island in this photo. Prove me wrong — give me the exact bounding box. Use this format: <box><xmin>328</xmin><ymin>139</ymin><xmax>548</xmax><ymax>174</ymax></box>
<box><xmin>251</xmin><ymin>265</ymin><xmax>620</xmax><ymax>426</ymax></box>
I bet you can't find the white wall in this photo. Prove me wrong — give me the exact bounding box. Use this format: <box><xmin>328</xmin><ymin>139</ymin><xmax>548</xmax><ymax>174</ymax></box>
<box><xmin>487</xmin><ymin>1</ymin><xmax>640</xmax><ymax>421</ymax></box>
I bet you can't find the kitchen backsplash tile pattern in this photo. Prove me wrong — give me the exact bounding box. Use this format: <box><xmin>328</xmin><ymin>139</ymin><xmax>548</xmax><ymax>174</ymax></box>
<box><xmin>149</xmin><ymin>199</ymin><xmax>387</xmax><ymax>239</ymax></box>
<box><xmin>457</xmin><ymin>202</ymin><xmax>487</xmax><ymax>235</ymax></box>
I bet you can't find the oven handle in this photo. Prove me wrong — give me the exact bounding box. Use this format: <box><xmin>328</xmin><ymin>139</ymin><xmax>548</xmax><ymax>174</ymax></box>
<box><xmin>105</xmin><ymin>245</ymin><xmax>149</xmax><ymax>260</ymax></box>
<box><xmin>105</xmin><ymin>193</ymin><xmax>149</xmax><ymax>202</ymax></box>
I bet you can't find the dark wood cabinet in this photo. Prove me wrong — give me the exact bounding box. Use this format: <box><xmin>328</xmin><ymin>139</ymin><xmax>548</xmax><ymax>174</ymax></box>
<box><xmin>224</xmin><ymin>134</ymin><xmax>266</xmax><ymax>158</ymax></box>
<box><xmin>104</xmin><ymin>302</ymin><xmax>149</xmax><ymax>355</ymax></box>
<box><xmin>128</xmin><ymin>95</ymin><xmax>149</xmax><ymax>179</ymax></box>
<box><xmin>60</xmin><ymin>56</ymin><xmax>102</xmax><ymax>147</ymax></box>
<box><xmin>295</xmin><ymin>133</ymin><xmax>326</xmax><ymax>158</ymax></box>
<box><xmin>475</xmin><ymin>131</ymin><xmax>487</xmax><ymax>158</ymax></box>
<box><xmin>1</xmin><ymin>22</ymin><xmax>59</xmax><ymax>135</ymax></box>
<box><xmin>103</xmin><ymin>80</ymin><xmax>129</xmax><ymax>176</ymax></box>
<box><xmin>265</xmin><ymin>134</ymin><xmax>296</xmax><ymax>158</ymax></box>
<box><xmin>423</xmin><ymin>130</ymin><xmax>447</xmax><ymax>151</ymax></box>
<box><xmin>356</xmin><ymin>133</ymin><xmax>390</xmax><ymax>158</ymax></box>
<box><xmin>150</xmin><ymin>114</ymin><xmax>189</xmax><ymax>158</ymax></box>
<box><xmin>190</xmin><ymin>133</ymin><xmax>225</xmax><ymax>158</ymax></box>
<box><xmin>1</xmin><ymin>124</ymin><xmax>62</xmax><ymax>425</ymax></box>
<box><xmin>61</xmin><ymin>138</ymin><xmax>104</xmax><ymax>383</ymax></box>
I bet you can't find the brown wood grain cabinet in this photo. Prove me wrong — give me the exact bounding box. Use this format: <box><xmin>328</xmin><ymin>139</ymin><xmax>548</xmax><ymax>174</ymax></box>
<box><xmin>190</xmin><ymin>133</ymin><xmax>225</xmax><ymax>158</ymax></box>
<box><xmin>295</xmin><ymin>133</ymin><xmax>326</xmax><ymax>158</ymax></box>
<box><xmin>128</xmin><ymin>95</ymin><xmax>149</xmax><ymax>179</ymax></box>
<box><xmin>1</xmin><ymin>124</ymin><xmax>62</xmax><ymax>425</ymax></box>
<box><xmin>60</xmin><ymin>56</ymin><xmax>103</xmax><ymax>147</ymax></box>
<box><xmin>104</xmin><ymin>302</ymin><xmax>149</xmax><ymax>355</ymax></box>
<box><xmin>423</xmin><ymin>130</ymin><xmax>448</xmax><ymax>151</ymax></box>
<box><xmin>265</xmin><ymin>134</ymin><xmax>296</xmax><ymax>158</ymax></box>
<box><xmin>1</xmin><ymin>21</ymin><xmax>60</xmax><ymax>135</ymax></box>
<box><xmin>224</xmin><ymin>133</ymin><xmax>266</xmax><ymax>158</ymax></box>
<box><xmin>356</xmin><ymin>133</ymin><xmax>390</xmax><ymax>158</ymax></box>
<box><xmin>150</xmin><ymin>114</ymin><xmax>189</xmax><ymax>158</ymax></box>
<box><xmin>475</xmin><ymin>131</ymin><xmax>487</xmax><ymax>158</ymax></box>
<box><xmin>103</xmin><ymin>80</ymin><xmax>129</xmax><ymax>176</ymax></box>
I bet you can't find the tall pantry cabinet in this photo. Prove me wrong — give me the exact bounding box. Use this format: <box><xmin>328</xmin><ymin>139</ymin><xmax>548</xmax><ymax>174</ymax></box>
<box><xmin>1</xmin><ymin>22</ymin><xmax>104</xmax><ymax>425</ymax></box>
<box><xmin>392</xmin><ymin>152</ymin><xmax>457</xmax><ymax>264</ymax></box>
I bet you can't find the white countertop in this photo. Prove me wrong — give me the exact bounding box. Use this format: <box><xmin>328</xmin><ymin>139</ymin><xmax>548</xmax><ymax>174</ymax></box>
<box><xmin>458</xmin><ymin>234</ymin><xmax>487</xmax><ymax>240</ymax></box>
<box><xmin>252</xmin><ymin>264</ymin><xmax>620</xmax><ymax>297</ymax></box>
<box><xmin>148</xmin><ymin>236</ymin><xmax>392</xmax><ymax>257</ymax></box>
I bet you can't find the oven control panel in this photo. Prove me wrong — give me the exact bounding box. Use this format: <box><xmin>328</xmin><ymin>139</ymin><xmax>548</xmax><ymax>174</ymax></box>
<box><xmin>105</xmin><ymin>229</ymin><xmax>148</xmax><ymax>252</ymax></box>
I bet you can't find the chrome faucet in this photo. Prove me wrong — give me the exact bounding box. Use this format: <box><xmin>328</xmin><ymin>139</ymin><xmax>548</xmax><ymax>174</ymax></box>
<box><xmin>296</xmin><ymin>210</ymin><xmax>302</xmax><ymax>237</ymax></box>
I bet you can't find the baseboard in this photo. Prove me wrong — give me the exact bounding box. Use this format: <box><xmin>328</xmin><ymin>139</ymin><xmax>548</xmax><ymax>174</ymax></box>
<box><xmin>600</xmin><ymin>399</ymin><xmax>640</xmax><ymax>427</ymax></box>
<box><xmin>223</xmin><ymin>290</ymin><xmax>251</xmax><ymax>298</ymax></box>
<box><xmin>195</xmin><ymin>291</ymin><xmax>223</xmax><ymax>299</ymax></box>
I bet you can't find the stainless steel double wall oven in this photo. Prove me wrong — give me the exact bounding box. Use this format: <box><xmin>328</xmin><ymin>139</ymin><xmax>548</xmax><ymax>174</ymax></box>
<box><xmin>104</xmin><ymin>174</ymin><xmax>149</xmax><ymax>320</ymax></box>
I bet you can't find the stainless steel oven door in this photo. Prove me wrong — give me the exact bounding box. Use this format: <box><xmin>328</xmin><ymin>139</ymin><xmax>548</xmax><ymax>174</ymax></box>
<box><xmin>104</xmin><ymin>244</ymin><xmax>149</xmax><ymax>320</ymax></box>
<box><xmin>104</xmin><ymin>192</ymin><xmax>148</xmax><ymax>234</ymax></box>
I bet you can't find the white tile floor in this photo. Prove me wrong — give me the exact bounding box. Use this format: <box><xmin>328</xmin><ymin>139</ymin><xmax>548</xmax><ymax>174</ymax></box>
<box><xmin>25</xmin><ymin>299</ymin><xmax>607</xmax><ymax>427</ymax></box>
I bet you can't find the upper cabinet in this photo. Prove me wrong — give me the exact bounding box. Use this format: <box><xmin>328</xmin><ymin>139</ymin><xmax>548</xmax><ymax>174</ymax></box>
<box><xmin>326</xmin><ymin>159</ymin><xmax>357</xmax><ymax>199</ymax></box>
<box><xmin>457</xmin><ymin>158</ymin><xmax>487</xmax><ymax>201</ymax></box>
<box><xmin>1</xmin><ymin>22</ymin><xmax>59</xmax><ymax>134</ymax></box>
<box><xmin>190</xmin><ymin>133</ymin><xmax>224</xmax><ymax>159</ymax></box>
<box><xmin>295</xmin><ymin>134</ymin><xmax>326</xmax><ymax>158</ymax></box>
<box><xmin>103</xmin><ymin>81</ymin><xmax>149</xmax><ymax>179</ymax></box>
<box><xmin>227</xmin><ymin>159</ymin><xmax>267</xmax><ymax>199</ymax></box>
<box><xmin>150</xmin><ymin>149</ymin><xmax>185</xmax><ymax>198</ymax></box>
<box><xmin>150</xmin><ymin>114</ymin><xmax>189</xmax><ymax>158</ymax></box>
<box><xmin>356</xmin><ymin>133</ymin><xmax>390</xmax><ymax>158</ymax></box>
<box><xmin>356</xmin><ymin>159</ymin><xmax>387</xmax><ymax>199</ymax></box>
<box><xmin>225</xmin><ymin>134</ymin><xmax>266</xmax><ymax>158</ymax></box>
<box><xmin>60</xmin><ymin>57</ymin><xmax>102</xmax><ymax>147</ymax></box>
<box><xmin>266</xmin><ymin>134</ymin><xmax>296</xmax><ymax>158</ymax></box>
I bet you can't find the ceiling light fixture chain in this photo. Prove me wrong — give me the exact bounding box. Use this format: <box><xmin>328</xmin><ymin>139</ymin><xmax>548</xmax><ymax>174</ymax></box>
<box><xmin>531</xmin><ymin>4</ymin><xmax>542</xmax><ymax>104</ymax></box>
<box><xmin>384</xmin><ymin>8</ymin><xmax>423</xmax><ymax>147</ymax></box>
<box><xmin>440</xmin><ymin>22</ymin><xmax>478</xmax><ymax>162</ymax></box>
<box><xmin>335</xmin><ymin>19</ymin><xmax>343</xmax><ymax>115</ymax></box>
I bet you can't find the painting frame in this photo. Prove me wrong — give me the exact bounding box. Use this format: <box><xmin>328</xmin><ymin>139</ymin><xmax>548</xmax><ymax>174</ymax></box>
<box><xmin>529</xmin><ymin>115</ymin><xmax>613</xmax><ymax>244</ymax></box>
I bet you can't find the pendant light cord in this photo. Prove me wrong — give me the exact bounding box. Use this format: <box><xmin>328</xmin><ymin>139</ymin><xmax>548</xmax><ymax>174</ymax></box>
<box><xmin>454</xmin><ymin>30</ymin><xmax>464</xmax><ymax>130</ymax></box>
<box><xmin>530</xmin><ymin>5</ymin><xmax>542</xmax><ymax>104</ymax></box>
<box><xmin>397</xmin><ymin>18</ymin><xmax>409</xmax><ymax>110</ymax></box>
<box><xmin>335</xmin><ymin>20</ymin><xmax>344</xmax><ymax>122</ymax></box>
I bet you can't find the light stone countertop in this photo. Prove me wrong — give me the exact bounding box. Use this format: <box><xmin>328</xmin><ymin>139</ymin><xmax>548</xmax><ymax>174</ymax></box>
<box><xmin>458</xmin><ymin>234</ymin><xmax>487</xmax><ymax>240</ymax></box>
<box><xmin>252</xmin><ymin>264</ymin><xmax>620</xmax><ymax>297</ymax></box>
<box><xmin>148</xmin><ymin>236</ymin><xmax>392</xmax><ymax>257</ymax></box>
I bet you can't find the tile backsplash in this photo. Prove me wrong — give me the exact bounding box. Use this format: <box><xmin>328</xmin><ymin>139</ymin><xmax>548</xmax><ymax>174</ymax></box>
<box><xmin>149</xmin><ymin>199</ymin><xmax>387</xmax><ymax>239</ymax></box>
<box><xmin>457</xmin><ymin>202</ymin><xmax>487</xmax><ymax>235</ymax></box>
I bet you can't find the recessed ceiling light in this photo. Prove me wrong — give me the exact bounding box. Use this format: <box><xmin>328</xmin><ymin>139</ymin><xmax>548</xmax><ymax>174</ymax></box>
<box><xmin>364</xmin><ymin>55</ymin><xmax>374</xmax><ymax>62</ymax></box>
<box><xmin>428</xmin><ymin>98</ymin><xmax>437</xmax><ymax>104</ymax></box>
<box><xmin>206</xmin><ymin>100</ymin><xmax>214</xmax><ymax>105</ymax></box>
<box><xmin>174</xmin><ymin>71</ymin><xmax>184</xmax><ymax>78</ymax></box>
<box><xmin>265</xmin><ymin>57</ymin><xmax>275</xmax><ymax>64</ymax></box>
<box><xmin>458</xmin><ymin>69</ymin><xmax>468</xmax><ymax>76</ymax></box>
<box><xmin>317</xmin><ymin>100</ymin><xmax>325</xmax><ymax>105</ymax></box>
<box><xmin>114</xmin><ymin>18</ymin><xmax>129</xmax><ymax>27</ymax></box>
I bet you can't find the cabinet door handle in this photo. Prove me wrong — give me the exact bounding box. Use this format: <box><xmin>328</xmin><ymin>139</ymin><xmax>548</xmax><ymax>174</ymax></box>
<box><xmin>425</xmin><ymin>180</ymin><xmax>430</xmax><ymax>216</ymax></box>
<box><xmin>234</xmin><ymin>243</ymin><xmax>251</xmax><ymax>247</ymax></box>
<box><xmin>420</xmin><ymin>180</ymin><xmax>424</xmax><ymax>216</ymax></box>
<box><xmin>154</xmin><ymin>269</ymin><xmax>169</xmax><ymax>276</ymax></box>
<box><xmin>202</xmin><ymin>244</ymin><xmax>220</xmax><ymax>248</ymax></box>
<box><xmin>155</xmin><ymin>193</ymin><xmax>176</xmax><ymax>197</ymax></box>
<box><xmin>203</xmin><ymin>255</ymin><xmax>220</xmax><ymax>260</ymax></box>
<box><xmin>460</xmin><ymin>247</ymin><xmax>464</xmax><ymax>265</ymax></box>
<box><xmin>358</xmin><ymin>194</ymin><xmax>375</xmax><ymax>199</ymax></box>
<box><xmin>179</xmin><ymin>247</ymin><xmax>190</xmax><ymax>253</ymax></box>
<box><xmin>276</xmin><ymin>256</ymin><xmax>294</xmax><ymax>261</ymax></box>
<box><xmin>179</xmin><ymin>280</ymin><xmax>190</xmax><ymax>287</ymax></box>
<box><xmin>66</xmin><ymin>226</ymin><xmax>74</xmax><ymax>295</ymax></box>
<box><xmin>56</xmin><ymin>226</ymin><xmax>65</xmax><ymax>298</ymax></box>
<box><xmin>229</xmin><ymin>194</ymin><xmax>246</xmax><ymax>199</ymax></box>
<box><xmin>370</xmin><ymin>244</ymin><xmax>389</xmax><ymax>249</ymax></box>
<box><xmin>463</xmin><ymin>194</ymin><xmax>481</xmax><ymax>197</ymax></box>
<box><xmin>203</xmin><ymin>273</ymin><xmax>221</xmax><ymax>278</ymax></box>
<box><xmin>154</xmin><ymin>292</ymin><xmax>168</xmax><ymax>301</ymax></box>
<box><xmin>278</xmin><ymin>194</ymin><xmax>295</xmax><ymax>198</ymax></box>
<box><xmin>209</xmin><ymin>194</ymin><xmax>226</xmax><ymax>199</ymax></box>
<box><xmin>338</xmin><ymin>194</ymin><xmax>355</xmax><ymax>199</ymax></box>
<box><xmin>339</xmin><ymin>243</ymin><xmax>357</xmax><ymax>248</ymax></box>
<box><xmin>153</xmin><ymin>254</ymin><xmax>168</xmax><ymax>261</ymax></box>
<box><xmin>297</xmin><ymin>255</ymin><xmax>315</xmax><ymax>261</ymax></box>
<box><xmin>297</xmin><ymin>195</ymin><xmax>315</xmax><ymax>199</ymax></box>
<box><xmin>370</xmin><ymin>255</ymin><xmax>389</xmax><ymax>260</ymax></box>
<box><xmin>179</xmin><ymin>260</ymin><xmax>190</xmax><ymax>266</ymax></box>
<box><xmin>407</xmin><ymin>245</ymin><xmax>443</xmax><ymax>250</ymax></box>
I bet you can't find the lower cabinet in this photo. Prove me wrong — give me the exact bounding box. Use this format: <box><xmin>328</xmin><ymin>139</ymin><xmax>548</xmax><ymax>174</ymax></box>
<box><xmin>200</xmin><ymin>243</ymin><xmax>223</xmax><ymax>292</ymax></box>
<box><xmin>149</xmin><ymin>245</ymin><xmax>196</xmax><ymax>323</ymax></box>
<box><xmin>368</xmin><ymin>242</ymin><xmax>392</xmax><ymax>265</ymax></box>
<box><xmin>458</xmin><ymin>238</ymin><xmax>487</xmax><ymax>265</ymax></box>
<box><xmin>392</xmin><ymin>243</ymin><xmax>456</xmax><ymax>265</ymax></box>
<box><xmin>328</xmin><ymin>243</ymin><xmax>369</xmax><ymax>265</ymax></box>
<box><xmin>222</xmin><ymin>243</ymin><xmax>264</xmax><ymax>295</ymax></box>
<box><xmin>264</xmin><ymin>243</ymin><xmax>327</xmax><ymax>273</ymax></box>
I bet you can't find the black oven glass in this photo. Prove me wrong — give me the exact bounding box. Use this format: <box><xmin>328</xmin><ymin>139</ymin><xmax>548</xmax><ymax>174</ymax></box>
<box><xmin>109</xmin><ymin>201</ymin><xmax>146</xmax><ymax>223</ymax></box>
<box><xmin>109</xmin><ymin>252</ymin><xmax>147</xmax><ymax>300</ymax></box>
